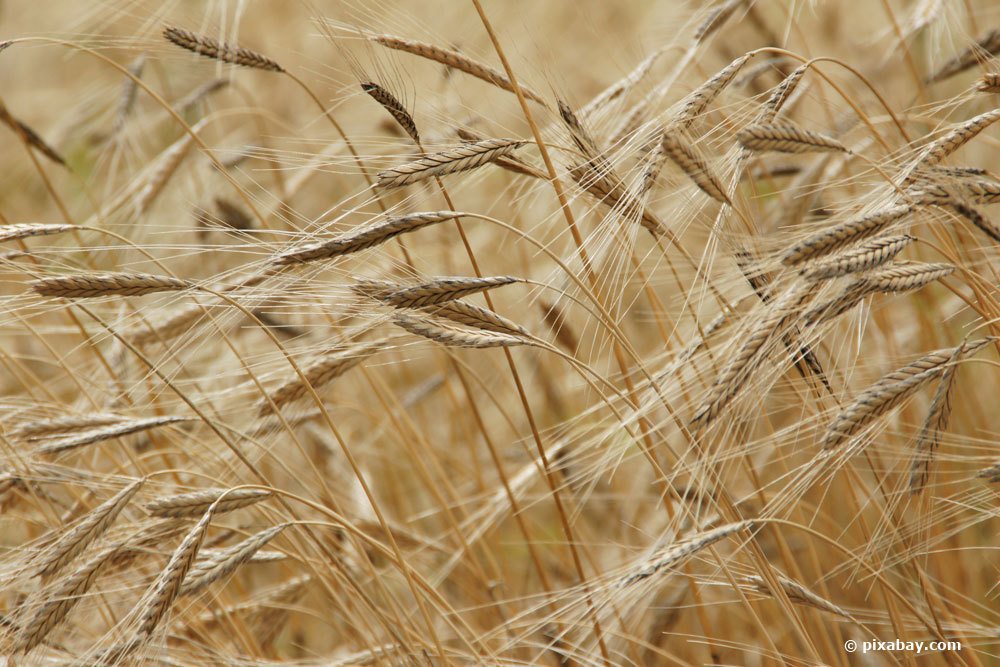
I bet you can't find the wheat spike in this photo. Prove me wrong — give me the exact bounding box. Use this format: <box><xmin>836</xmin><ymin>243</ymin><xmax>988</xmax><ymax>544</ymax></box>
<box><xmin>421</xmin><ymin>300</ymin><xmax>529</xmax><ymax>338</ymax></box>
<box><xmin>133</xmin><ymin>506</ymin><xmax>216</xmax><ymax>646</ymax></box>
<box><xmin>692</xmin><ymin>286</ymin><xmax>810</xmax><ymax>427</ymax></box>
<box><xmin>34</xmin><ymin>415</ymin><xmax>190</xmax><ymax>455</ymax></box>
<box><xmin>746</xmin><ymin>574</ymin><xmax>854</xmax><ymax>620</ymax></box>
<box><xmin>180</xmin><ymin>525</ymin><xmax>287</xmax><ymax>597</ymax></box>
<box><xmin>927</xmin><ymin>28</ymin><xmax>1000</xmax><ymax>83</ymax></box>
<box><xmin>914</xmin><ymin>108</ymin><xmax>1000</xmax><ymax>171</ymax></box>
<box><xmin>660</xmin><ymin>132</ymin><xmax>728</xmax><ymax>202</ymax></box>
<box><xmin>259</xmin><ymin>340</ymin><xmax>382</xmax><ymax>416</ymax></box>
<box><xmin>163</xmin><ymin>26</ymin><xmax>283</xmax><ymax>72</ymax></box>
<box><xmin>738</xmin><ymin>123</ymin><xmax>847</xmax><ymax>154</ymax></box>
<box><xmin>781</xmin><ymin>205</ymin><xmax>914</xmax><ymax>265</ymax></box>
<box><xmin>370</xmin><ymin>33</ymin><xmax>546</xmax><ymax>105</ymax></box>
<box><xmin>10</xmin><ymin>413</ymin><xmax>126</xmax><ymax>440</ymax></box>
<box><xmin>13</xmin><ymin>539</ymin><xmax>125</xmax><ymax>654</ymax></box>
<box><xmin>693</xmin><ymin>0</ymin><xmax>745</xmax><ymax>43</ymax></box>
<box><xmin>145</xmin><ymin>488</ymin><xmax>272</xmax><ymax>518</ymax></box>
<box><xmin>362</xmin><ymin>81</ymin><xmax>420</xmax><ymax>144</ymax></box>
<box><xmin>822</xmin><ymin>338</ymin><xmax>993</xmax><ymax>449</ymax></box>
<box><xmin>948</xmin><ymin>202</ymin><xmax>1000</xmax><ymax>244</ymax></box>
<box><xmin>376</xmin><ymin>138</ymin><xmax>524</xmax><ymax>188</ymax></box>
<box><xmin>673</xmin><ymin>52</ymin><xmax>754</xmax><ymax>128</ymax></box>
<box><xmin>558</xmin><ymin>100</ymin><xmax>601</xmax><ymax>158</ymax></box>
<box><xmin>622</xmin><ymin>521</ymin><xmax>753</xmax><ymax>586</ymax></box>
<box><xmin>569</xmin><ymin>159</ymin><xmax>670</xmax><ymax>237</ymax></box>
<box><xmin>393</xmin><ymin>311</ymin><xmax>529</xmax><ymax>348</ymax></box>
<box><xmin>275</xmin><ymin>211</ymin><xmax>466</xmax><ymax>264</ymax></box>
<box><xmin>33</xmin><ymin>479</ymin><xmax>144</xmax><ymax>578</ymax></box>
<box><xmin>580</xmin><ymin>47</ymin><xmax>667</xmax><ymax>116</ymax></box>
<box><xmin>112</xmin><ymin>53</ymin><xmax>146</xmax><ymax>135</ymax></box>
<box><xmin>31</xmin><ymin>272</ymin><xmax>189</xmax><ymax>298</ymax></box>
<box><xmin>908</xmin><ymin>345</ymin><xmax>963</xmax><ymax>494</ymax></box>
<box><xmin>0</xmin><ymin>223</ymin><xmax>75</xmax><ymax>243</ymax></box>
<box><xmin>0</xmin><ymin>100</ymin><xmax>66</xmax><ymax>167</ymax></box>
<box><xmin>175</xmin><ymin>77</ymin><xmax>229</xmax><ymax>113</ymax></box>
<box><xmin>381</xmin><ymin>275</ymin><xmax>520</xmax><ymax>308</ymax></box>
<box><xmin>755</xmin><ymin>64</ymin><xmax>808</xmax><ymax>124</ymax></box>
<box><xmin>863</xmin><ymin>261</ymin><xmax>956</xmax><ymax>293</ymax></box>
<box><xmin>801</xmin><ymin>235</ymin><xmax>914</xmax><ymax>281</ymax></box>
<box><xmin>978</xmin><ymin>73</ymin><xmax>1000</xmax><ymax>93</ymax></box>
<box><xmin>978</xmin><ymin>461</ymin><xmax>1000</xmax><ymax>482</ymax></box>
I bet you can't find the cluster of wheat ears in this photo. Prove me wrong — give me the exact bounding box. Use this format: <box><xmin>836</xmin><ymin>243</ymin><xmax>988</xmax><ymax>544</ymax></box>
<box><xmin>0</xmin><ymin>1</ymin><xmax>998</xmax><ymax>665</ymax></box>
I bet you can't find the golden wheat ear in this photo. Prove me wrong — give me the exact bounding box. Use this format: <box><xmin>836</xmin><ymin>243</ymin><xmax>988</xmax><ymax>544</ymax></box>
<box><xmin>163</xmin><ymin>26</ymin><xmax>284</xmax><ymax>72</ymax></box>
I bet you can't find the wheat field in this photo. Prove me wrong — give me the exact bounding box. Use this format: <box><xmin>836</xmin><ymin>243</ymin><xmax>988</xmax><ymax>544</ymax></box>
<box><xmin>0</xmin><ymin>1</ymin><xmax>998</xmax><ymax>665</ymax></box>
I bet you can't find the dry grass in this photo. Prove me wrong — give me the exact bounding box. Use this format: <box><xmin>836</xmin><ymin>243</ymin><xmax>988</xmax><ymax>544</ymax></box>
<box><xmin>1</xmin><ymin>2</ymin><xmax>999</xmax><ymax>665</ymax></box>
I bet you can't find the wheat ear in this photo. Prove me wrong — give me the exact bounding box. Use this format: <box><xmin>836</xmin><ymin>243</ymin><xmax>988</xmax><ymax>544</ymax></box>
<box><xmin>420</xmin><ymin>300</ymin><xmax>529</xmax><ymax>338</ymax></box>
<box><xmin>0</xmin><ymin>223</ymin><xmax>75</xmax><ymax>243</ymax></box>
<box><xmin>370</xmin><ymin>33</ymin><xmax>546</xmax><ymax>104</ymax></box>
<box><xmin>361</xmin><ymin>81</ymin><xmax>420</xmax><ymax>144</ymax></box>
<box><xmin>35</xmin><ymin>415</ymin><xmax>190</xmax><ymax>455</ymax></box>
<box><xmin>33</xmin><ymin>479</ymin><xmax>144</xmax><ymax>578</ymax></box>
<box><xmin>660</xmin><ymin>132</ymin><xmax>728</xmax><ymax>202</ymax></box>
<box><xmin>180</xmin><ymin>525</ymin><xmax>288</xmax><ymax>597</ymax></box>
<box><xmin>621</xmin><ymin>521</ymin><xmax>754</xmax><ymax>586</ymax></box>
<box><xmin>800</xmin><ymin>235</ymin><xmax>914</xmax><ymax>281</ymax></box>
<box><xmin>908</xmin><ymin>344</ymin><xmax>963</xmax><ymax>494</ymax></box>
<box><xmin>145</xmin><ymin>488</ymin><xmax>272</xmax><ymax>518</ymax></box>
<box><xmin>275</xmin><ymin>211</ymin><xmax>466</xmax><ymax>264</ymax></box>
<box><xmin>822</xmin><ymin>338</ymin><xmax>993</xmax><ymax>449</ymax></box>
<box><xmin>163</xmin><ymin>26</ymin><xmax>283</xmax><ymax>72</ymax></box>
<box><xmin>31</xmin><ymin>272</ymin><xmax>189</xmax><ymax>298</ymax></box>
<box><xmin>376</xmin><ymin>137</ymin><xmax>524</xmax><ymax>188</ymax></box>
<box><xmin>781</xmin><ymin>205</ymin><xmax>914</xmax><ymax>265</ymax></box>
<box><xmin>672</xmin><ymin>52</ymin><xmax>754</xmax><ymax>128</ymax></box>
<box><xmin>0</xmin><ymin>101</ymin><xmax>66</xmax><ymax>167</ymax></box>
<box><xmin>737</xmin><ymin>123</ymin><xmax>847</xmax><ymax>154</ymax></box>
<box><xmin>392</xmin><ymin>311</ymin><xmax>529</xmax><ymax>348</ymax></box>
<box><xmin>380</xmin><ymin>275</ymin><xmax>520</xmax><ymax>307</ymax></box>
<box><xmin>978</xmin><ymin>73</ymin><xmax>1000</xmax><ymax>93</ymax></box>
<box><xmin>927</xmin><ymin>28</ymin><xmax>1000</xmax><ymax>83</ymax></box>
